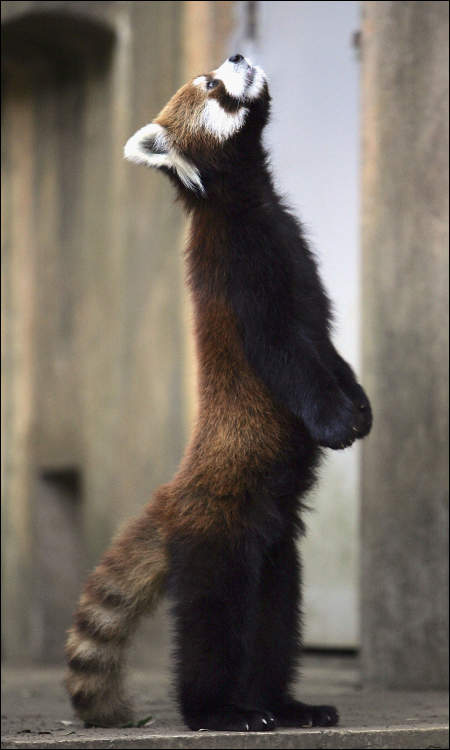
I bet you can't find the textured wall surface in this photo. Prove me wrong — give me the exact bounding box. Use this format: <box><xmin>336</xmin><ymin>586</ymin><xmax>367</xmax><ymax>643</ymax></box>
<box><xmin>1</xmin><ymin>0</ymin><xmax>182</xmax><ymax>664</ymax></box>
<box><xmin>3</xmin><ymin>0</ymin><xmax>448</xmax><ymax>685</ymax></box>
<box><xmin>1</xmin><ymin>0</ymin><xmax>232</xmax><ymax>666</ymax></box>
<box><xmin>361</xmin><ymin>0</ymin><xmax>449</xmax><ymax>688</ymax></box>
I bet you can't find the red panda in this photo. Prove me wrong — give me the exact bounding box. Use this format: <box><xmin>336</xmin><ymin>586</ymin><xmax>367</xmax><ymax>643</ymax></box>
<box><xmin>65</xmin><ymin>54</ymin><xmax>372</xmax><ymax>732</ymax></box>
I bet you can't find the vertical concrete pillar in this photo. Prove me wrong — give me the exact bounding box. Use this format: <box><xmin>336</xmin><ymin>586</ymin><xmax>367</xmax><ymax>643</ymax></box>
<box><xmin>1</xmin><ymin>0</ymin><xmax>235</xmax><ymax>667</ymax></box>
<box><xmin>361</xmin><ymin>1</ymin><xmax>449</xmax><ymax>687</ymax></box>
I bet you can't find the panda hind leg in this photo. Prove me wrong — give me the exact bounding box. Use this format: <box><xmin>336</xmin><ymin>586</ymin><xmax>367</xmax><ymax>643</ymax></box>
<box><xmin>246</xmin><ymin>522</ymin><xmax>339</xmax><ymax>728</ymax></box>
<box><xmin>168</xmin><ymin>532</ymin><xmax>276</xmax><ymax>732</ymax></box>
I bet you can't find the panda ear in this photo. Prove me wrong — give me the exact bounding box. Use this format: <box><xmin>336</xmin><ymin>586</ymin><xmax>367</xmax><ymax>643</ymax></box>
<box><xmin>124</xmin><ymin>122</ymin><xmax>204</xmax><ymax>194</ymax></box>
<box><xmin>124</xmin><ymin>123</ymin><xmax>170</xmax><ymax>168</ymax></box>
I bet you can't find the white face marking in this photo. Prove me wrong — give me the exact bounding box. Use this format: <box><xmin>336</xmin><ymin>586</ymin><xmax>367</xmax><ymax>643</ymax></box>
<box><xmin>213</xmin><ymin>58</ymin><xmax>249</xmax><ymax>99</ymax></box>
<box><xmin>213</xmin><ymin>57</ymin><xmax>266</xmax><ymax>100</ymax></box>
<box><xmin>193</xmin><ymin>76</ymin><xmax>206</xmax><ymax>87</ymax></box>
<box><xmin>124</xmin><ymin>122</ymin><xmax>204</xmax><ymax>194</ymax></box>
<box><xmin>245</xmin><ymin>65</ymin><xmax>266</xmax><ymax>100</ymax></box>
<box><xmin>200</xmin><ymin>99</ymin><xmax>248</xmax><ymax>142</ymax></box>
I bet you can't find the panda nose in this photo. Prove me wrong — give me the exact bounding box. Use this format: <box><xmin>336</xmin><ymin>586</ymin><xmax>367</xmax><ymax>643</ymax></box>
<box><xmin>229</xmin><ymin>54</ymin><xmax>244</xmax><ymax>64</ymax></box>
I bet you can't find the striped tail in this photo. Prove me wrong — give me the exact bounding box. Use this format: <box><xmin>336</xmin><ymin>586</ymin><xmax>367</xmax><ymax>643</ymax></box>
<box><xmin>65</xmin><ymin>507</ymin><xmax>168</xmax><ymax>726</ymax></box>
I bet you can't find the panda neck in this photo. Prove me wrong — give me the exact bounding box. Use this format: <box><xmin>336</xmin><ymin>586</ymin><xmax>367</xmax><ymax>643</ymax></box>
<box><xmin>183</xmin><ymin>143</ymin><xmax>277</xmax><ymax>214</ymax></box>
<box><xmin>184</xmin><ymin>151</ymin><xmax>285</xmax><ymax>299</ymax></box>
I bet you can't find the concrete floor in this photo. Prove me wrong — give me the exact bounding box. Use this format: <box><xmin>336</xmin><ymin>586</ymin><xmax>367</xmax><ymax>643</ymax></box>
<box><xmin>1</xmin><ymin>656</ymin><xmax>449</xmax><ymax>749</ymax></box>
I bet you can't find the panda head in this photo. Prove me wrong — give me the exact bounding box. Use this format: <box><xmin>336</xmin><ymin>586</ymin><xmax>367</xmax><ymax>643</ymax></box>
<box><xmin>124</xmin><ymin>55</ymin><xmax>269</xmax><ymax>196</ymax></box>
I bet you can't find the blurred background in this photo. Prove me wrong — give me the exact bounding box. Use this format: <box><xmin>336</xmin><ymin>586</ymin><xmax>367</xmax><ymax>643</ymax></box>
<box><xmin>1</xmin><ymin>0</ymin><xmax>448</xmax><ymax>691</ymax></box>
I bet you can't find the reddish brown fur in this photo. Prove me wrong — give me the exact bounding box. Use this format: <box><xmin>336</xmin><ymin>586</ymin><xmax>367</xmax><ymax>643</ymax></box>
<box><xmin>150</xmin><ymin>205</ymin><xmax>297</xmax><ymax>538</ymax></box>
<box><xmin>155</xmin><ymin>82</ymin><xmax>214</xmax><ymax>153</ymax></box>
<box><xmin>152</xmin><ymin>298</ymin><xmax>293</xmax><ymax>537</ymax></box>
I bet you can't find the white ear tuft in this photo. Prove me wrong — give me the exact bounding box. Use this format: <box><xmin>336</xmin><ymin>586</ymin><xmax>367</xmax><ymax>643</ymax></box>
<box><xmin>124</xmin><ymin>123</ymin><xmax>204</xmax><ymax>194</ymax></box>
<box><xmin>124</xmin><ymin>123</ymin><xmax>170</xmax><ymax>167</ymax></box>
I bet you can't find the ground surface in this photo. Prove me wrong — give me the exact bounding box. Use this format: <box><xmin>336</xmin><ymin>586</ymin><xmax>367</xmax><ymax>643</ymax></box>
<box><xmin>1</xmin><ymin>656</ymin><xmax>449</xmax><ymax>749</ymax></box>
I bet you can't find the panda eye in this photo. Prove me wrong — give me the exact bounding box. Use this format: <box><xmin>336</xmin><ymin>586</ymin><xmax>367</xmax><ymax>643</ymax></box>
<box><xmin>206</xmin><ymin>79</ymin><xmax>219</xmax><ymax>90</ymax></box>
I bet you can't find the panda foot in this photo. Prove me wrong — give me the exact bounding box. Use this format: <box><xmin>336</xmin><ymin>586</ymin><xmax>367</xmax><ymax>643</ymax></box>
<box><xmin>274</xmin><ymin>699</ymin><xmax>339</xmax><ymax>727</ymax></box>
<box><xmin>186</xmin><ymin>706</ymin><xmax>276</xmax><ymax>732</ymax></box>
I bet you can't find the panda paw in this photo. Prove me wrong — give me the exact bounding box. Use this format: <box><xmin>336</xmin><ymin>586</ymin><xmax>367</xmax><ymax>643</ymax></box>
<box><xmin>186</xmin><ymin>706</ymin><xmax>276</xmax><ymax>732</ymax></box>
<box><xmin>350</xmin><ymin>384</ymin><xmax>373</xmax><ymax>438</ymax></box>
<box><xmin>274</xmin><ymin>699</ymin><xmax>339</xmax><ymax>728</ymax></box>
<box><xmin>303</xmin><ymin>387</ymin><xmax>361</xmax><ymax>449</ymax></box>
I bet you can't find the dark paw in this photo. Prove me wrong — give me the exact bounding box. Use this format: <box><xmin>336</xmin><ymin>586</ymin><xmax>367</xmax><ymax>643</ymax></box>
<box><xmin>275</xmin><ymin>700</ymin><xmax>339</xmax><ymax>728</ymax></box>
<box><xmin>351</xmin><ymin>385</ymin><xmax>373</xmax><ymax>439</ymax></box>
<box><xmin>186</xmin><ymin>706</ymin><xmax>276</xmax><ymax>732</ymax></box>
<box><xmin>304</xmin><ymin>388</ymin><xmax>360</xmax><ymax>450</ymax></box>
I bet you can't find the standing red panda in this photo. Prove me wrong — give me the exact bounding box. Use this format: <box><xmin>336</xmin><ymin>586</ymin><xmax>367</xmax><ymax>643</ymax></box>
<box><xmin>65</xmin><ymin>55</ymin><xmax>372</xmax><ymax>732</ymax></box>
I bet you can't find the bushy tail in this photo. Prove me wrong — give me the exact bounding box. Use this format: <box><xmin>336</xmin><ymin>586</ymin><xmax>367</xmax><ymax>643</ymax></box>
<box><xmin>65</xmin><ymin>507</ymin><xmax>168</xmax><ymax>727</ymax></box>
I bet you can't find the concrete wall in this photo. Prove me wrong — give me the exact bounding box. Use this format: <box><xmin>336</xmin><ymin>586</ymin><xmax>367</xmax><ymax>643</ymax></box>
<box><xmin>360</xmin><ymin>0</ymin><xmax>449</xmax><ymax>688</ymax></box>
<box><xmin>3</xmin><ymin>0</ymin><xmax>448</xmax><ymax>687</ymax></box>
<box><xmin>1</xmin><ymin>0</ymin><xmax>232</xmax><ymax>664</ymax></box>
